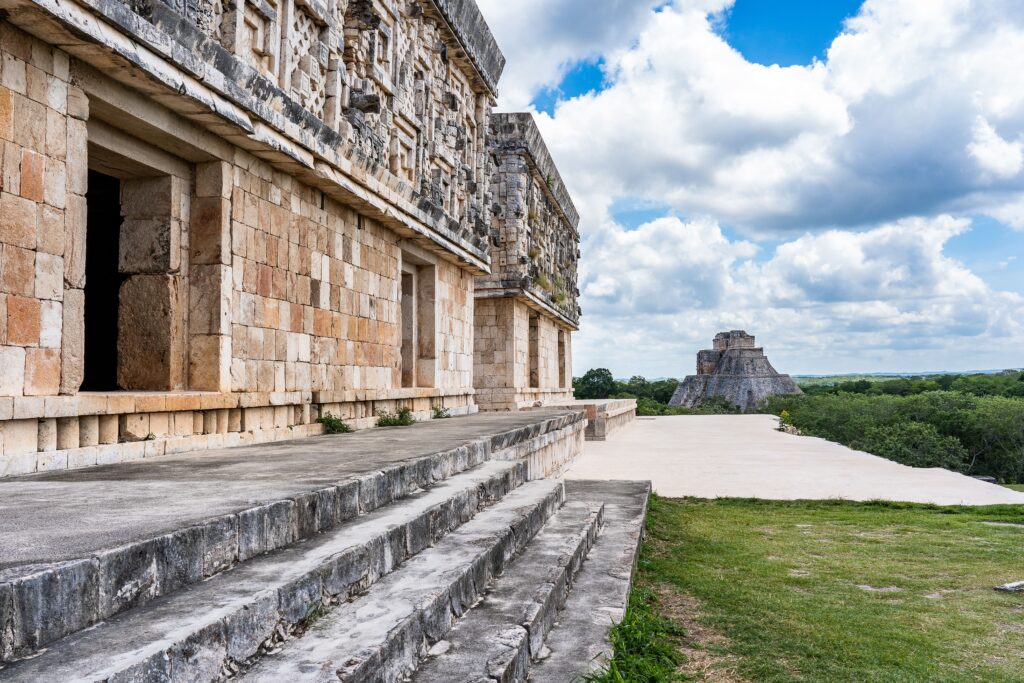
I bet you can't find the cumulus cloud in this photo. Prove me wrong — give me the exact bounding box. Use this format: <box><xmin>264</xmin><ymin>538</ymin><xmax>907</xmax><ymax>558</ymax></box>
<box><xmin>480</xmin><ymin>0</ymin><xmax>1024</xmax><ymax>374</ymax></box>
<box><xmin>532</xmin><ymin>0</ymin><xmax>1024</xmax><ymax>234</ymax></box>
<box><xmin>575</xmin><ymin>215</ymin><xmax>1023</xmax><ymax>375</ymax></box>
<box><xmin>476</xmin><ymin>0</ymin><xmax>668</xmax><ymax>110</ymax></box>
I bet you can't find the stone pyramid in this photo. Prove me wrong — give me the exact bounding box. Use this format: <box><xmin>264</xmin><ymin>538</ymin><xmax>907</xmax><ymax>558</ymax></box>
<box><xmin>669</xmin><ymin>331</ymin><xmax>802</xmax><ymax>412</ymax></box>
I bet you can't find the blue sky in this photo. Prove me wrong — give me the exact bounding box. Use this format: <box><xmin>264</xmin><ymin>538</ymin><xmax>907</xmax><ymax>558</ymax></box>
<box><xmin>481</xmin><ymin>0</ymin><xmax>1024</xmax><ymax>376</ymax></box>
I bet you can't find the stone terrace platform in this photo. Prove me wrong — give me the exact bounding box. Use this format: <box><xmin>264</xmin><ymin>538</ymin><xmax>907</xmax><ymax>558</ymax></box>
<box><xmin>0</xmin><ymin>410</ymin><xmax>582</xmax><ymax>570</ymax></box>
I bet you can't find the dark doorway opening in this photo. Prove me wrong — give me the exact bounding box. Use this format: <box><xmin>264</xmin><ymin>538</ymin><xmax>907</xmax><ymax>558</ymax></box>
<box><xmin>81</xmin><ymin>169</ymin><xmax>124</xmax><ymax>391</ymax></box>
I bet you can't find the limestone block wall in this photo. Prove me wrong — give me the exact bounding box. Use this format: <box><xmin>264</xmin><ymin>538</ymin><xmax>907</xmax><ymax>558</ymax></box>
<box><xmin>0</xmin><ymin>14</ymin><xmax>487</xmax><ymax>478</ymax></box>
<box><xmin>474</xmin><ymin>297</ymin><xmax>574</xmax><ymax>411</ymax></box>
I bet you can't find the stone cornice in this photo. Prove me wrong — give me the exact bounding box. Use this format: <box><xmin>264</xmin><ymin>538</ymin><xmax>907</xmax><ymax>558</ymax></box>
<box><xmin>424</xmin><ymin>0</ymin><xmax>505</xmax><ymax>97</ymax></box>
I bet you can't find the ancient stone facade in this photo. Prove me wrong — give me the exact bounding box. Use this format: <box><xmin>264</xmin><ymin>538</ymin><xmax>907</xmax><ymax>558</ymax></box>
<box><xmin>0</xmin><ymin>0</ymin><xmax>507</xmax><ymax>476</ymax></box>
<box><xmin>670</xmin><ymin>331</ymin><xmax>802</xmax><ymax>412</ymax></box>
<box><xmin>474</xmin><ymin>113</ymin><xmax>579</xmax><ymax>410</ymax></box>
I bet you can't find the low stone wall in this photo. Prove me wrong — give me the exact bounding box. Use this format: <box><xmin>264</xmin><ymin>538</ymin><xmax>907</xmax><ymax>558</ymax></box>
<box><xmin>0</xmin><ymin>389</ymin><xmax>476</xmax><ymax>477</ymax></box>
<box><xmin>491</xmin><ymin>410</ymin><xmax>585</xmax><ymax>479</ymax></box>
<box><xmin>542</xmin><ymin>399</ymin><xmax>637</xmax><ymax>441</ymax></box>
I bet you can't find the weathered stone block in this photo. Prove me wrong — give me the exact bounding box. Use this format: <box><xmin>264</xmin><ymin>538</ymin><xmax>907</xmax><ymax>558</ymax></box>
<box><xmin>190</xmin><ymin>196</ymin><xmax>230</xmax><ymax>265</ymax></box>
<box><xmin>201</xmin><ymin>515</ymin><xmax>238</xmax><ymax>577</ymax></box>
<box><xmin>18</xmin><ymin>149</ymin><xmax>44</xmax><ymax>202</ymax></box>
<box><xmin>78</xmin><ymin>414</ymin><xmax>98</xmax><ymax>446</ymax></box>
<box><xmin>119</xmin><ymin>217</ymin><xmax>180</xmax><ymax>274</ymax></box>
<box><xmin>59</xmin><ymin>287</ymin><xmax>83</xmax><ymax>394</ymax></box>
<box><xmin>7</xmin><ymin>295</ymin><xmax>39</xmax><ymax>345</ymax></box>
<box><xmin>118</xmin><ymin>413</ymin><xmax>150</xmax><ymax>442</ymax></box>
<box><xmin>188</xmin><ymin>265</ymin><xmax>231</xmax><ymax>335</ymax></box>
<box><xmin>188</xmin><ymin>334</ymin><xmax>231</xmax><ymax>392</ymax></box>
<box><xmin>155</xmin><ymin>527</ymin><xmax>204</xmax><ymax>595</ymax></box>
<box><xmin>223</xmin><ymin>591</ymin><xmax>278</xmax><ymax>662</ymax></box>
<box><xmin>0</xmin><ymin>346</ymin><xmax>25</xmax><ymax>395</ymax></box>
<box><xmin>38</xmin><ymin>299</ymin><xmax>61</xmax><ymax>348</ymax></box>
<box><xmin>24</xmin><ymin>348</ymin><xmax>60</xmax><ymax>396</ymax></box>
<box><xmin>0</xmin><ymin>244</ymin><xmax>34</xmax><ymax>296</ymax></box>
<box><xmin>55</xmin><ymin>416</ymin><xmax>78</xmax><ymax>449</ymax></box>
<box><xmin>8</xmin><ymin>560</ymin><xmax>99</xmax><ymax>657</ymax></box>
<box><xmin>98</xmin><ymin>414</ymin><xmax>118</xmax><ymax>444</ymax></box>
<box><xmin>97</xmin><ymin>540</ymin><xmax>160</xmax><ymax>618</ymax></box>
<box><xmin>117</xmin><ymin>274</ymin><xmax>185</xmax><ymax>390</ymax></box>
<box><xmin>63</xmin><ymin>193</ymin><xmax>86</xmax><ymax>288</ymax></box>
<box><xmin>34</xmin><ymin>252</ymin><xmax>62</xmax><ymax>300</ymax></box>
<box><xmin>37</xmin><ymin>416</ymin><xmax>56</xmax><ymax>451</ymax></box>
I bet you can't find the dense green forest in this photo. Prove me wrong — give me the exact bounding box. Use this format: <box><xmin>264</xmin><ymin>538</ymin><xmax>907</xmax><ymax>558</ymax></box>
<box><xmin>573</xmin><ymin>369</ymin><xmax>1024</xmax><ymax>483</ymax></box>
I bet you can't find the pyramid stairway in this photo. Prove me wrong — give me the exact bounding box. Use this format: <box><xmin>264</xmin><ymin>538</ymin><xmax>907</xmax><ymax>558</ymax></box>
<box><xmin>0</xmin><ymin>411</ymin><xmax>649</xmax><ymax>683</ymax></box>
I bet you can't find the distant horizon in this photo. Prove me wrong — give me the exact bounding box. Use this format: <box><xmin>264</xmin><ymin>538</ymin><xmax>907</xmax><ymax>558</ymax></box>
<box><xmin>583</xmin><ymin>367</ymin><xmax>1024</xmax><ymax>382</ymax></box>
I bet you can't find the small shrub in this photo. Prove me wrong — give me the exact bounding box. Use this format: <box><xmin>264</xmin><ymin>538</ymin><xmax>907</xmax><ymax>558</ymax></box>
<box><xmin>317</xmin><ymin>413</ymin><xmax>353</xmax><ymax>434</ymax></box>
<box><xmin>432</xmin><ymin>405</ymin><xmax>451</xmax><ymax>419</ymax></box>
<box><xmin>376</xmin><ymin>407</ymin><xmax>416</xmax><ymax>427</ymax></box>
<box><xmin>534</xmin><ymin>273</ymin><xmax>553</xmax><ymax>291</ymax></box>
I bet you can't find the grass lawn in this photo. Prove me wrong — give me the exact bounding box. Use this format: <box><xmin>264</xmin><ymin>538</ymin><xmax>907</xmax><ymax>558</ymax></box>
<box><xmin>599</xmin><ymin>496</ymin><xmax>1024</xmax><ymax>682</ymax></box>
<box><xmin>1005</xmin><ymin>484</ymin><xmax>1024</xmax><ymax>492</ymax></box>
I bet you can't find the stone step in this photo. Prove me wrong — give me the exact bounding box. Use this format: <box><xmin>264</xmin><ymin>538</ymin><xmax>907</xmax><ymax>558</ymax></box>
<box><xmin>528</xmin><ymin>480</ymin><xmax>652</xmax><ymax>682</ymax></box>
<box><xmin>0</xmin><ymin>460</ymin><xmax>531</xmax><ymax>682</ymax></box>
<box><xmin>239</xmin><ymin>478</ymin><xmax>567</xmax><ymax>683</ymax></box>
<box><xmin>0</xmin><ymin>410</ymin><xmax>583</xmax><ymax>662</ymax></box>
<box><xmin>409</xmin><ymin>499</ymin><xmax>604</xmax><ymax>683</ymax></box>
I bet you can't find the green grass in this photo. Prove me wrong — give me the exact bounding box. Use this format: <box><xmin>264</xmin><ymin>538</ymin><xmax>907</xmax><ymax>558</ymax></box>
<box><xmin>584</xmin><ymin>587</ymin><xmax>686</xmax><ymax>682</ymax></box>
<box><xmin>1005</xmin><ymin>484</ymin><xmax>1024</xmax><ymax>492</ymax></box>
<box><xmin>618</xmin><ymin>495</ymin><xmax>1024</xmax><ymax>682</ymax></box>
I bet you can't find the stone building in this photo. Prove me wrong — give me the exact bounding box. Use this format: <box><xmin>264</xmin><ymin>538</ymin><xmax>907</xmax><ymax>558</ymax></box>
<box><xmin>474</xmin><ymin>112</ymin><xmax>580</xmax><ymax>410</ymax></box>
<box><xmin>0</xmin><ymin>0</ymin><xmax>510</xmax><ymax>475</ymax></box>
<box><xmin>670</xmin><ymin>330</ymin><xmax>802</xmax><ymax>412</ymax></box>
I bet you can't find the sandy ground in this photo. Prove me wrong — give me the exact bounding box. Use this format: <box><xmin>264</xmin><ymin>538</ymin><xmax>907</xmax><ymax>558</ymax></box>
<box><xmin>566</xmin><ymin>415</ymin><xmax>1024</xmax><ymax>506</ymax></box>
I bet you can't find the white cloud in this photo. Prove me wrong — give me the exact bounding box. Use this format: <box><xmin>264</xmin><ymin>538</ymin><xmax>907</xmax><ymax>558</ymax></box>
<box><xmin>476</xmin><ymin>0</ymin><xmax>669</xmax><ymax>110</ymax></box>
<box><xmin>968</xmin><ymin>117</ymin><xmax>1024</xmax><ymax>179</ymax></box>
<box><xmin>530</xmin><ymin>0</ymin><xmax>1024</xmax><ymax>234</ymax></box>
<box><xmin>573</xmin><ymin>215</ymin><xmax>1023</xmax><ymax>376</ymax></box>
<box><xmin>478</xmin><ymin>0</ymin><xmax>1024</xmax><ymax>374</ymax></box>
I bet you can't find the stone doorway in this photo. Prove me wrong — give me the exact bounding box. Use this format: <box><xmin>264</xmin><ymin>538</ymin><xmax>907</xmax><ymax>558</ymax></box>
<box><xmin>399</xmin><ymin>251</ymin><xmax>437</xmax><ymax>389</ymax></box>
<box><xmin>82</xmin><ymin>131</ymin><xmax>190</xmax><ymax>392</ymax></box>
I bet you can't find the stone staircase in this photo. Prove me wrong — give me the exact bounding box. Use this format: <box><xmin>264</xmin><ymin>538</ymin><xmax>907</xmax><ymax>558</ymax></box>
<box><xmin>0</xmin><ymin>412</ymin><xmax>649</xmax><ymax>682</ymax></box>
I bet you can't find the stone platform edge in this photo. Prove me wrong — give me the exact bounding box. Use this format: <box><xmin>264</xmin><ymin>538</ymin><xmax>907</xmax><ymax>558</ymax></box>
<box><xmin>540</xmin><ymin>399</ymin><xmax>637</xmax><ymax>441</ymax></box>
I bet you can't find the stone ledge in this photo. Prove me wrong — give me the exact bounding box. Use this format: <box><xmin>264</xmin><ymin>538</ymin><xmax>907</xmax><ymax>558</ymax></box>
<box><xmin>0</xmin><ymin>387</ymin><xmax>477</xmax><ymax>421</ymax></box>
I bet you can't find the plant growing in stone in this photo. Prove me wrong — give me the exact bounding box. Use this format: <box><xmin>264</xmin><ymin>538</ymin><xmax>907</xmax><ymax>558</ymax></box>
<box><xmin>534</xmin><ymin>273</ymin><xmax>553</xmax><ymax>291</ymax></box>
<box><xmin>432</xmin><ymin>405</ymin><xmax>452</xmax><ymax>419</ymax></box>
<box><xmin>317</xmin><ymin>413</ymin><xmax>353</xmax><ymax>434</ymax></box>
<box><xmin>376</xmin><ymin>407</ymin><xmax>416</xmax><ymax>427</ymax></box>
